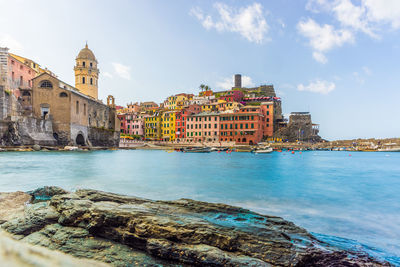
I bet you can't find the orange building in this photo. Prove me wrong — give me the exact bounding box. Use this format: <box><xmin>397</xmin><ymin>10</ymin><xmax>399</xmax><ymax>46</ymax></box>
<box><xmin>219</xmin><ymin>106</ymin><xmax>265</xmax><ymax>145</ymax></box>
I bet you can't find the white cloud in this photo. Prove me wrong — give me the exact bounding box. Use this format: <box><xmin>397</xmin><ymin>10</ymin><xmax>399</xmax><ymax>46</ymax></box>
<box><xmin>216</xmin><ymin>75</ymin><xmax>255</xmax><ymax>90</ymax></box>
<box><xmin>0</xmin><ymin>34</ymin><xmax>24</xmax><ymax>53</ymax></box>
<box><xmin>306</xmin><ymin>0</ymin><xmax>400</xmax><ymax>34</ymax></box>
<box><xmin>301</xmin><ymin>0</ymin><xmax>400</xmax><ymax>62</ymax></box>
<box><xmin>190</xmin><ymin>3</ymin><xmax>269</xmax><ymax>43</ymax></box>
<box><xmin>297</xmin><ymin>80</ymin><xmax>336</xmax><ymax>94</ymax></box>
<box><xmin>364</xmin><ymin>0</ymin><xmax>400</xmax><ymax>29</ymax></box>
<box><xmin>297</xmin><ymin>18</ymin><xmax>353</xmax><ymax>63</ymax></box>
<box><xmin>103</xmin><ymin>72</ymin><xmax>113</xmax><ymax>78</ymax></box>
<box><xmin>112</xmin><ymin>63</ymin><xmax>131</xmax><ymax>80</ymax></box>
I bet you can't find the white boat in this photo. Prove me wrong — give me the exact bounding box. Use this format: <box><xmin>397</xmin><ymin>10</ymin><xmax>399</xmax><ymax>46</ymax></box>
<box><xmin>377</xmin><ymin>147</ymin><xmax>400</xmax><ymax>152</ymax></box>
<box><xmin>253</xmin><ymin>147</ymin><xmax>273</xmax><ymax>154</ymax></box>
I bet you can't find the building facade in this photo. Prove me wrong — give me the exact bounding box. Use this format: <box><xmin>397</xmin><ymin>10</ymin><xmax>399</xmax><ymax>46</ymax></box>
<box><xmin>185</xmin><ymin>112</ymin><xmax>220</xmax><ymax>143</ymax></box>
<box><xmin>29</xmin><ymin>45</ymin><xmax>120</xmax><ymax>146</ymax></box>
<box><xmin>219</xmin><ymin>106</ymin><xmax>265</xmax><ymax>145</ymax></box>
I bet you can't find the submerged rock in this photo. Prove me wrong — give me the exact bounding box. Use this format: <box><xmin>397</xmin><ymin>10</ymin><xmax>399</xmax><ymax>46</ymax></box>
<box><xmin>0</xmin><ymin>188</ymin><xmax>391</xmax><ymax>267</ymax></box>
<box><xmin>27</xmin><ymin>186</ymin><xmax>68</xmax><ymax>202</ymax></box>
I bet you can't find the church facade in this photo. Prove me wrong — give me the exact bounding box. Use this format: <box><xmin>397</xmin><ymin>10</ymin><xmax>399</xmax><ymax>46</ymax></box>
<box><xmin>30</xmin><ymin>45</ymin><xmax>120</xmax><ymax>147</ymax></box>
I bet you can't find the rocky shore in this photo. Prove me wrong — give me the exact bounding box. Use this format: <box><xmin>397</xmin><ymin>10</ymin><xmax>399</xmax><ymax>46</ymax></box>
<box><xmin>0</xmin><ymin>187</ymin><xmax>392</xmax><ymax>266</ymax></box>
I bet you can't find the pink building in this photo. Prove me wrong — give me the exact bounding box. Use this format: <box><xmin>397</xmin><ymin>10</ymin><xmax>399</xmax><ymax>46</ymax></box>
<box><xmin>7</xmin><ymin>54</ymin><xmax>36</xmax><ymax>98</ymax></box>
<box><xmin>185</xmin><ymin>112</ymin><xmax>220</xmax><ymax>142</ymax></box>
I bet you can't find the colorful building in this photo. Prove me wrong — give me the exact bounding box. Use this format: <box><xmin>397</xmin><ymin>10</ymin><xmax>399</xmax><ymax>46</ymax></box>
<box><xmin>144</xmin><ymin>111</ymin><xmax>162</xmax><ymax>140</ymax></box>
<box><xmin>161</xmin><ymin>111</ymin><xmax>176</xmax><ymax>141</ymax></box>
<box><xmin>219</xmin><ymin>106</ymin><xmax>265</xmax><ymax>145</ymax></box>
<box><xmin>164</xmin><ymin>93</ymin><xmax>193</xmax><ymax>110</ymax></box>
<box><xmin>175</xmin><ymin>104</ymin><xmax>201</xmax><ymax>140</ymax></box>
<box><xmin>185</xmin><ymin>112</ymin><xmax>220</xmax><ymax>143</ymax></box>
<box><xmin>140</xmin><ymin>101</ymin><xmax>158</xmax><ymax>111</ymax></box>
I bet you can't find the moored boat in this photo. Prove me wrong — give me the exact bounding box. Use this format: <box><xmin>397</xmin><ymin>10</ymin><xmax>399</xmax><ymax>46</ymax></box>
<box><xmin>183</xmin><ymin>147</ymin><xmax>212</xmax><ymax>153</ymax></box>
<box><xmin>252</xmin><ymin>147</ymin><xmax>273</xmax><ymax>154</ymax></box>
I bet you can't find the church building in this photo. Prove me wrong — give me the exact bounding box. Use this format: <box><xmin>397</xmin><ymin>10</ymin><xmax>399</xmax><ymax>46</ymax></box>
<box><xmin>30</xmin><ymin>44</ymin><xmax>120</xmax><ymax>147</ymax></box>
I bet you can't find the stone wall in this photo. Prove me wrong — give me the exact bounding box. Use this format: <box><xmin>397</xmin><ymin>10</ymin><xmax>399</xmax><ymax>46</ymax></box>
<box><xmin>88</xmin><ymin>127</ymin><xmax>119</xmax><ymax>147</ymax></box>
<box><xmin>0</xmin><ymin>116</ymin><xmax>56</xmax><ymax>146</ymax></box>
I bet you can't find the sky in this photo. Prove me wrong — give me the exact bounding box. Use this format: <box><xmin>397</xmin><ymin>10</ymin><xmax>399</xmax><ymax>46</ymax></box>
<box><xmin>1</xmin><ymin>0</ymin><xmax>400</xmax><ymax>140</ymax></box>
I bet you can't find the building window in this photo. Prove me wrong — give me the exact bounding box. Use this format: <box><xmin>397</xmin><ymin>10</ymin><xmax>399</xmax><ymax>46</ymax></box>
<box><xmin>59</xmin><ymin>92</ymin><xmax>68</xmax><ymax>97</ymax></box>
<box><xmin>76</xmin><ymin>101</ymin><xmax>79</xmax><ymax>114</ymax></box>
<box><xmin>83</xmin><ymin>61</ymin><xmax>86</xmax><ymax>67</ymax></box>
<box><xmin>84</xmin><ymin>104</ymin><xmax>86</xmax><ymax>115</ymax></box>
<box><xmin>82</xmin><ymin>77</ymin><xmax>85</xmax><ymax>84</ymax></box>
<box><xmin>90</xmin><ymin>78</ymin><xmax>93</xmax><ymax>85</ymax></box>
<box><xmin>20</xmin><ymin>76</ymin><xmax>23</xmax><ymax>86</ymax></box>
<box><xmin>90</xmin><ymin>62</ymin><xmax>93</xmax><ymax>67</ymax></box>
<box><xmin>39</xmin><ymin>80</ymin><xmax>53</xmax><ymax>88</ymax></box>
<box><xmin>12</xmin><ymin>72</ymin><xmax>15</xmax><ymax>81</ymax></box>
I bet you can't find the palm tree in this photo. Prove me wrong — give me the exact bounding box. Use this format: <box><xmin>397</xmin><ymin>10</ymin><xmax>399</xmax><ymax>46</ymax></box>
<box><xmin>199</xmin><ymin>84</ymin><xmax>205</xmax><ymax>92</ymax></box>
<box><xmin>204</xmin><ymin>85</ymin><xmax>209</xmax><ymax>91</ymax></box>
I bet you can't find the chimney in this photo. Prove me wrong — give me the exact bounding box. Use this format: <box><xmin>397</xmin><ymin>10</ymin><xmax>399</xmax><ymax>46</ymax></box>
<box><xmin>234</xmin><ymin>74</ymin><xmax>242</xmax><ymax>88</ymax></box>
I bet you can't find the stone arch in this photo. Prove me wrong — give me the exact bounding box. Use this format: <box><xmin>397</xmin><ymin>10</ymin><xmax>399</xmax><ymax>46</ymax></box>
<box><xmin>76</xmin><ymin>132</ymin><xmax>86</xmax><ymax>146</ymax></box>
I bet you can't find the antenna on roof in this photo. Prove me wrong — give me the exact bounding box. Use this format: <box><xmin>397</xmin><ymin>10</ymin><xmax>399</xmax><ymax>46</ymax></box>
<box><xmin>85</xmin><ymin>41</ymin><xmax>88</xmax><ymax>48</ymax></box>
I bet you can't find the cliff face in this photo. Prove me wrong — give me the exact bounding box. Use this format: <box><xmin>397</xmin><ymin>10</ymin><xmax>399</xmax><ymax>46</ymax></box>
<box><xmin>0</xmin><ymin>187</ymin><xmax>391</xmax><ymax>267</ymax></box>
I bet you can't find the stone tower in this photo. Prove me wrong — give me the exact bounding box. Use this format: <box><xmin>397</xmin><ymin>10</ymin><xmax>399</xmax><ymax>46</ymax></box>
<box><xmin>74</xmin><ymin>43</ymin><xmax>99</xmax><ymax>99</ymax></box>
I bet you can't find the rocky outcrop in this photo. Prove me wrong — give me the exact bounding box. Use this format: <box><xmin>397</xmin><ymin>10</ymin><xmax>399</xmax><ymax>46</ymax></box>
<box><xmin>0</xmin><ymin>187</ymin><xmax>391</xmax><ymax>266</ymax></box>
<box><xmin>0</xmin><ymin>230</ymin><xmax>109</xmax><ymax>267</ymax></box>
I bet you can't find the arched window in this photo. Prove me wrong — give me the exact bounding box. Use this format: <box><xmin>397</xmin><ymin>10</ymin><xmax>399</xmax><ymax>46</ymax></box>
<box><xmin>22</xmin><ymin>91</ymin><xmax>31</xmax><ymax>96</ymax></box>
<box><xmin>82</xmin><ymin>77</ymin><xmax>85</xmax><ymax>84</ymax></box>
<box><xmin>59</xmin><ymin>92</ymin><xmax>68</xmax><ymax>98</ymax></box>
<box><xmin>90</xmin><ymin>62</ymin><xmax>93</xmax><ymax>67</ymax></box>
<box><xmin>83</xmin><ymin>61</ymin><xmax>86</xmax><ymax>67</ymax></box>
<box><xmin>90</xmin><ymin>78</ymin><xmax>93</xmax><ymax>85</ymax></box>
<box><xmin>39</xmin><ymin>80</ymin><xmax>53</xmax><ymax>88</ymax></box>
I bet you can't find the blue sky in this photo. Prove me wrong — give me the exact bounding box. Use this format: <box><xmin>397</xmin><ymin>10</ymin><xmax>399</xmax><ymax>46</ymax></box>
<box><xmin>1</xmin><ymin>0</ymin><xmax>400</xmax><ymax>140</ymax></box>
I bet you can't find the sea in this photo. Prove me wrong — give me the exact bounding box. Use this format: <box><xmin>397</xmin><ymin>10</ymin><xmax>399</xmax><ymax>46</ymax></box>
<box><xmin>0</xmin><ymin>150</ymin><xmax>399</xmax><ymax>265</ymax></box>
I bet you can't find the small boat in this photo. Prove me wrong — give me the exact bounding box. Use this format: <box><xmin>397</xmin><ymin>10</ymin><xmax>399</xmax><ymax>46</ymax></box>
<box><xmin>252</xmin><ymin>147</ymin><xmax>273</xmax><ymax>154</ymax></box>
<box><xmin>377</xmin><ymin>147</ymin><xmax>400</xmax><ymax>152</ymax></box>
<box><xmin>183</xmin><ymin>147</ymin><xmax>211</xmax><ymax>153</ymax></box>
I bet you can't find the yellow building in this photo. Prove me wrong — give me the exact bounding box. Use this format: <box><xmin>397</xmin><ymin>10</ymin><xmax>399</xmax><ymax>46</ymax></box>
<box><xmin>74</xmin><ymin>44</ymin><xmax>99</xmax><ymax>99</ymax></box>
<box><xmin>201</xmin><ymin>103</ymin><xmax>219</xmax><ymax>112</ymax></box>
<box><xmin>161</xmin><ymin>111</ymin><xmax>176</xmax><ymax>141</ymax></box>
<box><xmin>144</xmin><ymin>111</ymin><xmax>162</xmax><ymax>140</ymax></box>
<box><xmin>165</xmin><ymin>93</ymin><xmax>193</xmax><ymax>110</ymax></box>
<box><xmin>218</xmin><ymin>101</ymin><xmax>242</xmax><ymax>111</ymax></box>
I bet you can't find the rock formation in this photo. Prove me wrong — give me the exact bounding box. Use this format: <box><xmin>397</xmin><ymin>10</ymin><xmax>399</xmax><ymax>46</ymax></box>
<box><xmin>0</xmin><ymin>230</ymin><xmax>109</xmax><ymax>267</ymax></box>
<box><xmin>0</xmin><ymin>187</ymin><xmax>391</xmax><ymax>266</ymax></box>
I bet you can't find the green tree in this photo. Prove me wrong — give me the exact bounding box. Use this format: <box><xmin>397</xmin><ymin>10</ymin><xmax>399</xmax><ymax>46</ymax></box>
<box><xmin>199</xmin><ymin>84</ymin><xmax>205</xmax><ymax>92</ymax></box>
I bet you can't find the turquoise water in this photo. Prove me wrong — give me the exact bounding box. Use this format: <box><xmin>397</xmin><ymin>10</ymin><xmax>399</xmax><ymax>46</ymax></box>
<box><xmin>0</xmin><ymin>150</ymin><xmax>399</xmax><ymax>264</ymax></box>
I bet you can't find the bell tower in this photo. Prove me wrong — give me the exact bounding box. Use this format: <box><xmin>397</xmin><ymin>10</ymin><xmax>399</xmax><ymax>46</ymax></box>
<box><xmin>74</xmin><ymin>43</ymin><xmax>99</xmax><ymax>99</ymax></box>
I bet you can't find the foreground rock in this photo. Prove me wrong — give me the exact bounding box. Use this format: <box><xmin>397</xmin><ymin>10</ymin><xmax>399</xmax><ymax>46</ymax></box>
<box><xmin>0</xmin><ymin>230</ymin><xmax>108</xmax><ymax>267</ymax></box>
<box><xmin>0</xmin><ymin>187</ymin><xmax>391</xmax><ymax>266</ymax></box>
